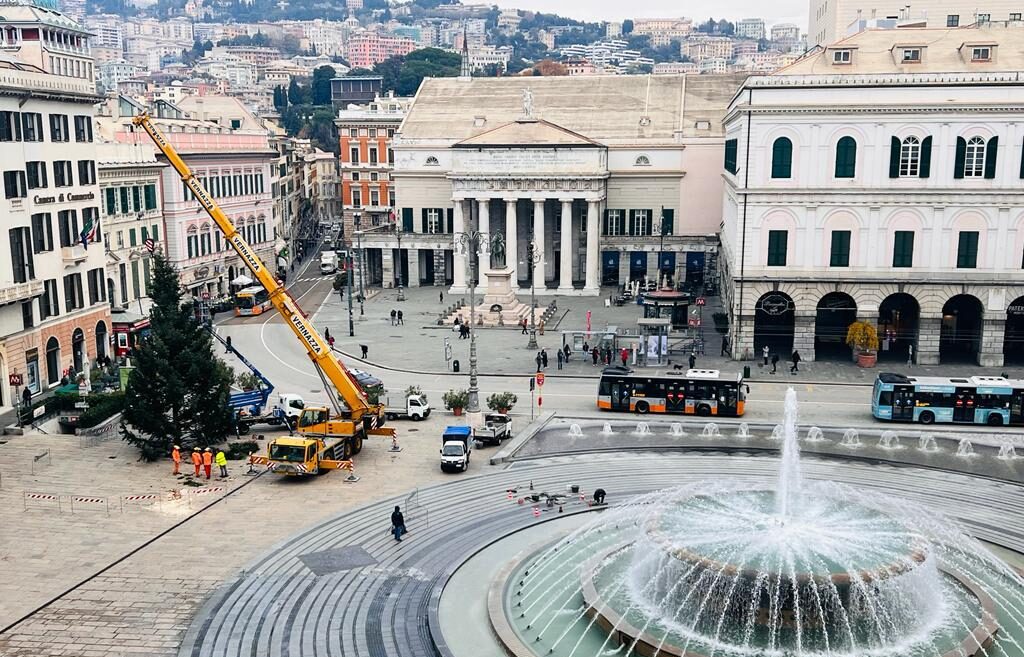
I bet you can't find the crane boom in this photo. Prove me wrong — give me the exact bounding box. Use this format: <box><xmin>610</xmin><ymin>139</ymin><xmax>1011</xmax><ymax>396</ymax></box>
<box><xmin>132</xmin><ymin>113</ymin><xmax>373</xmax><ymax>419</ymax></box>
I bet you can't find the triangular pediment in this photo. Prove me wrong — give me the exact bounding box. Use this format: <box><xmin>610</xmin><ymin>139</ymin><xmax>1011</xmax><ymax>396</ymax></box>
<box><xmin>454</xmin><ymin>119</ymin><xmax>603</xmax><ymax>148</ymax></box>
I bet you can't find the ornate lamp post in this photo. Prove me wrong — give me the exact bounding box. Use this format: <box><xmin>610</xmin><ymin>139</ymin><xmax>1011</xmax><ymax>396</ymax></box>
<box><xmin>453</xmin><ymin>228</ymin><xmax>504</xmax><ymax>424</ymax></box>
<box><xmin>354</xmin><ymin>212</ymin><xmax>364</xmax><ymax>317</ymax></box>
<box><xmin>522</xmin><ymin>237</ymin><xmax>542</xmax><ymax>350</ymax></box>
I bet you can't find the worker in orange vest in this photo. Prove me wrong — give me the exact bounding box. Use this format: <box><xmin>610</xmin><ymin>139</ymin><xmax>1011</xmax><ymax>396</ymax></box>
<box><xmin>191</xmin><ymin>447</ymin><xmax>202</xmax><ymax>477</ymax></box>
<box><xmin>171</xmin><ymin>445</ymin><xmax>181</xmax><ymax>475</ymax></box>
<box><xmin>202</xmin><ymin>447</ymin><xmax>213</xmax><ymax>479</ymax></box>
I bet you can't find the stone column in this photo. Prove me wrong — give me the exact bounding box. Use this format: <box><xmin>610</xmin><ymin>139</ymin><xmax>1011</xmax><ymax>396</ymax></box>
<box><xmin>558</xmin><ymin>198</ymin><xmax>574</xmax><ymax>293</ymax></box>
<box><xmin>407</xmin><ymin>249</ymin><xmax>420</xmax><ymax>287</ymax></box>
<box><xmin>585</xmin><ymin>200</ymin><xmax>600</xmax><ymax>293</ymax></box>
<box><xmin>916</xmin><ymin>316</ymin><xmax>942</xmax><ymax>365</ymax></box>
<box><xmin>381</xmin><ymin>249</ymin><xmax>394</xmax><ymax>290</ymax></box>
<box><xmin>532</xmin><ymin>199</ymin><xmax>545</xmax><ymax>288</ymax></box>
<box><xmin>793</xmin><ymin>313</ymin><xmax>816</xmax><ymax>362</ymax></box>
<box><xmin>477</xmin><ymin>198</ymin><xmax>490</xmax><ymax>279</ymax></box>
<box><xmin>504</xmin><ymin>198</ymin><xmax>517</xmax><ymax>282</ymax></box>
<box><xmin>979</xmin><ymin>314</ymin><xmax>1006</xmax><ymax>367</ymax></box>
<box><xmin>450</xmin><ymin>199</ymin><xmax>467</xmax><ymax>294</ymax></box>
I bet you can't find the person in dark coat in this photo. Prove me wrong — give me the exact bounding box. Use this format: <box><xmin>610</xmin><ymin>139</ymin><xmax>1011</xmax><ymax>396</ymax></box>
<box><xmin>535</xmin><ymin>352</ymin><xmax>543</xmax><ymax>372</ymax></box>
<box><xmin>391</xmin><ymin>506</ymin><xmax>406</xmax><ymax>541</ymax></box>
<box><xmin>540</xmin><ymin>349</ymin><xmax>549</xmax><ymax>369</ymax></box>
<box><xmin>592</xmin><ymin>347</ymin><xmax>599</xmax><ymax>366</ymax></box>
<box><xmin>688</xmin><ymin>352</ymin><xmax>697</xmax><ymax>369</ymax></box>
<box><xmin>439</xmin><ymin>290</ymin><xmax>444</xmax><ymax>304</ymax></box>
<box><xmin>593</xmin><ymin>488</ymin><xmax>606</xmax><ymax>505</ymax></box>
<box><xmin>562</xmin><ymin>344</ymin><xmax>570</xmax><ymax>362</ymax></box>
<box><xmin>790</xmin><ymin>350</ymin><xmax>801</xmax><ymax>374</ymax></box>
<box><xmin>556</xmin><ymin>350</ymin><xmax>563</xmax><ymax>370</ymax></box>
<box><xmin>771</xmin><ymin>353</ymin><xmax>779</xmax><ymax>374</ymax></box>
<box><xmin>721</xmin><ymin>336</ymin><xmax>729</xmax><ymax>357</ymax></box>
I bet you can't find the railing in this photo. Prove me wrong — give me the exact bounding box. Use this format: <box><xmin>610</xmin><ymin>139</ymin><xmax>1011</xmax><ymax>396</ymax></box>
<box><xmin>61</xmin><ymin>244</ymin><xmax>88</xmax><ymax>264</ymax></box>
<box><xmin>0</xmin><ymin>279</ymin><xmax>43</xmax><ymax>305</ymax></box>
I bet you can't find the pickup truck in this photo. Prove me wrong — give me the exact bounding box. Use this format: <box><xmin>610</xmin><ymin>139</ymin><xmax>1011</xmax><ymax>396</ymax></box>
<box><xmin>440</xmin><ymin>426</ymin><xmax>472</xmax><ymax>472</ymax></box>
<box><xmin>473</xmin><ymin>413</ymin><xmax>512</xmax><ymax>446</ymax></box>
<box><xmin>236</xmin><ymin>393</ymin><xmax>306</xmax><ymax>433</ymax></box>
<box><xmin>384</xmin><ymin>393</ymin><xmax>431</xmax><ymax>421</ymax></box>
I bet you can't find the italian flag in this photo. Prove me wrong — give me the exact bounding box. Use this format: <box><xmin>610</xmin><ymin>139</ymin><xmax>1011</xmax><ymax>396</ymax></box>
<box><xmin>80</xmin><ymin>215</ymin><xmax>100</xmax><ymax>249</ymax></box>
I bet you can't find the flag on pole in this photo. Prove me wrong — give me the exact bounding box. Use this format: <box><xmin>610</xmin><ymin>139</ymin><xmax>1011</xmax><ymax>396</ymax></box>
<box><xmin>79</xmin><ymin>214</ymin><xmax>100</xmax><ymax>249</ymax></box>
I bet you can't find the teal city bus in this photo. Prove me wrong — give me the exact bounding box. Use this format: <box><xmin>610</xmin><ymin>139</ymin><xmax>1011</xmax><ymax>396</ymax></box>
<box><xmin>871</xmin><ymin>372</ymin><xmax>1024</xmax><ymax>426</ymax></box>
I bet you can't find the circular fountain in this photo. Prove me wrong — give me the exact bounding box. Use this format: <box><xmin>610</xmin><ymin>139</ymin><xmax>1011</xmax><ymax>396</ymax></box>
<box><xmin>490</xmin><ymin>390</ymin><xmax>1023</xmax><ymax>657</ymax></box>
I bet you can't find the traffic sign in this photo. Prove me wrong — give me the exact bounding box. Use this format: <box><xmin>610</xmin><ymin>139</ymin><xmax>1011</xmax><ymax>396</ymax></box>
<box><xmin>538</xmin><ymin>396</ymin><xmax>543</xmax><ymax>407</ymax></box>
<box><xmin>201</xmin><ymin>291</ymin><xmax>211</xmax><ymax>300</ymax></box>
<box><xmin>8</xmin><ymin>373</ymin><xmax>23</xmax><ymax>386</ymax></box>
<box><xmin>536</xmin><ymin>372</ymin><xmax>545</xmax><ymax>387</ymax></box>
<box><xmin>74</xmin><ymin>402</ymin><xmax>89</xmax><ymax>409</ymax></box>
<box><xmin>696</xmin><ymin>297</ymin><xmax>706</xmax><ymax>306</ymax></box>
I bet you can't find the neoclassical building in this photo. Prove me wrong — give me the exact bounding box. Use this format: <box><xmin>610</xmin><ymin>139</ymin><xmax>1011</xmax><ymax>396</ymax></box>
<box><xmin>720</xmin><ymin>24</ymin><xmax>1024</xmax><ymax>366</ymax></box>
<box><xmin>374</xmin><ymin>73</ymin><xmax>746</xmax><ymax>294</ymax></box>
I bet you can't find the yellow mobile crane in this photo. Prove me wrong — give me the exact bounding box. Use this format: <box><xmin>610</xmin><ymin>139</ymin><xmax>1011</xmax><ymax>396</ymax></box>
<box><xmin>133</xmin><ymin>113</ymin><xmax>394</xmax><ymax>476</ymax></box>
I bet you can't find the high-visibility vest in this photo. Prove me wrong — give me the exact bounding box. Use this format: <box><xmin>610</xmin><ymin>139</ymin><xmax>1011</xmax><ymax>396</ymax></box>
<box><xmin>191</xmin><ymin>452</ymin><xmax>202</xmax><ymax>465</ymax></box>
<box><xmin>172</xmin><ymin>448</ymin><xmax>181</xmax><ymax>463</ymax></box>
<box><xmin>202</xmin><ymin>451</ymin><xmax>213</xmax><ymax>465</ymax></box>
<box><xmin>215</xmin><ymin>452</ymin><xmax>227</xmax><ymax>467</ymax></box>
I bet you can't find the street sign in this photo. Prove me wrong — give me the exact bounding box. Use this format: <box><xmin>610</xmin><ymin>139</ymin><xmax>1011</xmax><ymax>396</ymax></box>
<box><xmin>8</xmin><ymin>373</ymin><xmax>23</xmax><ymax>386</ymax></box>
<box><xmin>536</xmin><ymin>372</ymin><xmax>545</xmax><ymax>387</ymax></box>
<box><xmin>529</xmin><ymin>377</ymin><xmax>535</xmax><ymax>391</ymax></box>
<box><xmin>201</xmin><ymin>291</ymin><xmax>211</xmax><ymax>300</ymax></box>
<box><xmin>144</xmin><ymin>238</ymin><xmax>155</xmax><ymax>253</ymax></box>
<box><xmin>688</xmin><ymin>317</ymin><xmax>702</xmax><ymax>327</ymax></box>
<box><xmin>696</xmin><ymin>297</ymin><xmax>706</xmax><ymax>306</ymax></box>
<box><xmin>538</xmin><ymin>396</ymin><xmax>543</xmax><ymax>406</ymax></box>
<box><xmin>74</xmin><ymin>402</ymin><xmax>89</xmax><ymax>409</ymax></box>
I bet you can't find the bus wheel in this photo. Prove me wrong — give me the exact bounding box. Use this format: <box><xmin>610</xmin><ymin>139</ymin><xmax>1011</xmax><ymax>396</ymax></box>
<box><xmin>988</xmin><ymin>414</ymin><xmax>1004</xmax><ymax>426</ymax></box>
<box><xmin>919</xmin><ymin>411</ymin><xmax>935</xmax><ymax>425</ymax></box>
<box><xmin>635</xmin><ymin>401</ymin><xmax>649</xmax><ymax>414</ymax></box>
<box><xmin>697</xmin><ymin>405</ymin><xmax>711</xmax><ymax>417</ymax></box>
<box><xmin>352</xmin><ymin>434</ymin><xmax>363</xmax><ymax>454</ymax></box>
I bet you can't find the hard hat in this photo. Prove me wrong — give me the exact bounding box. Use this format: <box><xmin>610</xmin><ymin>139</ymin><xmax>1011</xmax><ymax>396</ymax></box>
<box><xmin>194</xmin><ymin>447</ymin><xmax>200</xmax><ymax>451</ymax></box>
<box><xmin>204</xmin><ymin>447</ymin><xmax>211</xmax><ymax>451</ymax></box>
<box><xmin>173</xmin><ymin>445</ymin><xmax>180</xmax><ymax>449</ymax></box>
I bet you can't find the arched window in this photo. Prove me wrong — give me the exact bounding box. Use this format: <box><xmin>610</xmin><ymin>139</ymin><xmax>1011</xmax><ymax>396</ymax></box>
<box><xmin>424</xmin><ymin>156</ymin><xmax>439</xmax><ymax>166</ymax></box>
<box><xmin>186</xmin><ymin>225</ymin><xmax>198</xmax><ymax>259</ymax></box>
<box><xmin>964</xmin><ymin>136</ymin><xmax>986</xmax><ymax>177</ymax></box>
<box><xmin>72</xmin><ymin>328</ymin><xmax>84</xmax><ymax>373</ymax></box>
<box><xmin>771</xmin><ymin>137</ymin><xmax>792</xmax><ymax>179</ymax></box>
<box><xmin>634</xmin><ymin>155</ymin><xmax>651</xmax><ymax>166</ymax></box>
<box><xmin>45</xmin><ymin>336</ymin><xmax>60</xmax><ymax>385</ymax></box>
<box><xmin>834</xmin><ymin>136</ymin><xmax>857</xmax><ymax>178</ymax></box>
<box><xmin>899</xmin><ymin>136</ymin><xmax>921</xmax><ymax>177</ymax></box>
<box><xmin>95</xmin><ymin>321</ymin><xmax>107</xmax><ymax>360</ymax></box>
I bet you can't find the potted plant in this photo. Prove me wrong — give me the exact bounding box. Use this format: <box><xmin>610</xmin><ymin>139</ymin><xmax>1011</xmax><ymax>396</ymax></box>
<box><xmin>443</xmin><ymin>389</ymin><xmax>469</xmax><ymax>416</ymax></box>
<box><xmin>846</xmin><ymin>321</ymin><xmax>880</xmax><ymax>368</ymax></box>
<box><xmin>486</xmin><ymin>392</ymin><xmax>518</xmax><ymax>414</ymax></box>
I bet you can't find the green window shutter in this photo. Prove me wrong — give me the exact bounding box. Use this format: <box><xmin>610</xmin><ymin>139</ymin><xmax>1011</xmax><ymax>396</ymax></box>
<box><xmin>152</xmin><ymin>225</ymin><xmax>159</xmax><ymax>242</ymax></box>
<box><xmin>401</xmin><ymin>207</ymin><xmax>413</xmax><ymax>232</ymax></box>
<box><xmin>919</xmin><ymin>136</ymin><xmax>932</xmax><ymax>178</ymax></box>
<box><xmin>953</xmin><ymin>136</ymin><xmax>966</xmax><ymax>179</ymax></box>
<box><xmin>129</xmin><ymin>228</ymin><xmax>137</xmax><ymax>247</ymax></box>
<box><xmin>446</xmin><ymin>208</ymin><xmax>453</xmax><ymax>233</ymax></box>
<box><xmin>141</xmin><ymin>227</ymin><xmax>148</xmax><ymax>241</ymax></box>
<box><xmin>767</xmin><ymin>230</ymin><xmax>788</xmax><ymax>266</ymax></box>
<box><xmin>602</xmin><ymin>209</ymin><xmax>609</xmax><ymax>235</ymax></box>
<box><xmin>835</xmin><ymin>137</ymin><xmax>856</xmax><ymax>178</ymax></box>
<box><xmin>889</xmin><ymin>137</ymin><xmax>901</xmax><ymax>178</ymax></box>
<box><xmin>984</xmin><ymin>136</ymin><xmax>999</xmax><ymax>179</ymax></box>
<box><xmin>893</xmin><ymin>231</ymin><xmax>914</xmax><ymax>267</ymax></box>
<box><xmin>421</xmin><ymin>208</ymin><xmax>428</xmax><ymax>233</ymax></box>
<box><xmin>105</xmin><ymin>188</ymin><xmax>116</xmax><ymax>215</ymax></box>
<box><xmin>662</xmin><ymin>209</ymin><xmax>674</xmax><ymax>235</ymax></box>
<box><xmin>144</xmin><ymin>184</ymin><xmax>157</xmax><ymax>210</ymax></box>
<box><xmin>628</xmin><ymin>210</ymin><xmax>637</xmax><ymax>236</ymax></box>
<box><xmin>724</xmin><ymin>139</ymin><xmax>738</xmax><ymax>174</ymax></box>
<box><xmin>771</xmin><ymin>137</ymin><xmax>792</xmax><ymax>179</ymax></box>
<box><xmin>829</xmin><ymin>230</ymin><xmax>851</xmax><ymax>267</ymax></box>
<box><xmin>956</xmin><ymin>231</ymin><xmax>979</xmax><ymax>268</ymax></box>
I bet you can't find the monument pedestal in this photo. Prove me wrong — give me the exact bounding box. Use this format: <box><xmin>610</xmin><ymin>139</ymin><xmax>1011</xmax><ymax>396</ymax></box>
<box><xmin>448</xmin><ymin>268</ymin><xmax>543</xmax><ymax>327</ymax></box>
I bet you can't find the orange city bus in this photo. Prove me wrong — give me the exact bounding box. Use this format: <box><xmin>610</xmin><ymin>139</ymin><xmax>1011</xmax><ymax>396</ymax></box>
<box><xmin>597</xmin><ymin>367</ymin><xmax>747</xmax><ymax>416</ymax></box>
<box><xmin>234</xmin><ymin>286</ymin><xmax>271</xmax><ymax>316</ymax></box>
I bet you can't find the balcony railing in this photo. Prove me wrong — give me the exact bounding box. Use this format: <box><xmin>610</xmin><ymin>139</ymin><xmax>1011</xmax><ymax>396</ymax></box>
<box><xmin>61</xmin><ymin>244</ymin><xmax>88</xmax><ymax>265</ymax></box>
<box><xmin>0</xmin><ymin>280</ymin><xmax>43</xmax><ymax>305</ymax></box>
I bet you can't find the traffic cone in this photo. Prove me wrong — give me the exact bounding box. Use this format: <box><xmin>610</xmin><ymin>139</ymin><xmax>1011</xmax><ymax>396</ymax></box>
<box><xmin>343</xmin><ymin>462</ymin><xmax>359</xmax><ymax>483</ymax></box>
<box><xmin>532</xmin><ymin>507</ymin><xmax>540</xmax><ymax>518</ymax></box>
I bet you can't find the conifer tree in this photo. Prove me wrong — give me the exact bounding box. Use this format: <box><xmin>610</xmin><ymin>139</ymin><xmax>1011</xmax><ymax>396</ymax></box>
<box><xmin>121</xmin><ymin>254</ymin><xmax>233</xmax><ymax>460</ymax></box>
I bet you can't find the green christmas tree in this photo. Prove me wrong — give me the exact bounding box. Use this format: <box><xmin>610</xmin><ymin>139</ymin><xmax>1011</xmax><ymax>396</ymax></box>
<box><xmin>121</xmin><ymin>254</ymin><xmax>234</xmax><ymax>460</ymax></box>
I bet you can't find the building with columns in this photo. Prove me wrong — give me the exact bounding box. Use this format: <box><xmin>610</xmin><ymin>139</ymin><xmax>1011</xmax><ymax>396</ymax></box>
<box><xmin>720</xmin><ymin>24</ymin><xmax>1024</xmax><ymax>367</ymax></box>
<box><xmin>386</xmin><ymin>74</ymin><xmax>746</xmax><ymax>295</ymax></box>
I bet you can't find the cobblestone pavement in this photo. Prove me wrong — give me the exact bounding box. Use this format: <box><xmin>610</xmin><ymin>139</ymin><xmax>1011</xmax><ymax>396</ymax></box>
<box><xmin>0</xmin><ymin>413</ymin><xmax>471</xmax><ymax>657</ymax></box>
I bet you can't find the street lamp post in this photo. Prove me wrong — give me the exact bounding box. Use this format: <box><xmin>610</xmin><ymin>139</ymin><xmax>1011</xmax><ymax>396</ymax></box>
<box><xmin>453</xmin><ymin>229</ymin><xmax>503</xmax><ymax>425</ymax></box>
<box><xmin>658</xmin><ymin>205</ymin><xmax>666</xmax><ymax>288</ymax></box>
<box><xmin>394</xmin><ymin>219</ymin><xmax>406</xmax><ymax>302</ymax></box>
<box><xmin>346</xmin><ymin>252</ymin><xmax>355</xmax><ymax>337</ymax></box>
<box><xmin>522</xmin><ymin>238</ymin><xmax>542</xmax><ymax>350</ymax></box>
<box><xmin>354</xmin><ymin>212</ymin><xmax>364</xmax><ymax>317</ymax></box>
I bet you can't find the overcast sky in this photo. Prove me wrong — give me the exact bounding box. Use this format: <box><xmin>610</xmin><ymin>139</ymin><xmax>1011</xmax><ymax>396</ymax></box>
<box><xmin>488</xmin><ymin>0</ymin><xmax>809</xmax><ymax>29</ymax></box>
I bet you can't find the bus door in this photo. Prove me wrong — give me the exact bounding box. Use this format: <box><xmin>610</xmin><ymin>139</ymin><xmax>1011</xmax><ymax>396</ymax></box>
<box><xmin>1011</xmin><ymin>390</ymin><xmax>1024</xmax><ymax>425</ymax></box>
<box><xmin>719</xmin><ymin>384</ymin><xmax>739</xmax><ymax>416</ymax></box>
<box><xmin>892</xmin><ymin>385</ymin><xmax>915</xmax><ymax>421</ymax></box>
<box><xmin>666</xmin><ymin>381</ymin><xmax>685</xmax><ymax>414</ymax></box>
<box><xmin>610</xmin><ymin>382</ymin><xmax>631</xmax><ymax>411</ymax></box>
<box><xmin>953</xmin><ymin>388</ymin><xmax>976</xmax><ymax>422</ymax></box>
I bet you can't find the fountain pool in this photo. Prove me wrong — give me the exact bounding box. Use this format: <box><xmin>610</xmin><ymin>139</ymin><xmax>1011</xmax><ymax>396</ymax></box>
<box><xmin>491</xmin><ymin>390</ymin><xmax>1024</xmax><ymax>657</ymax></box>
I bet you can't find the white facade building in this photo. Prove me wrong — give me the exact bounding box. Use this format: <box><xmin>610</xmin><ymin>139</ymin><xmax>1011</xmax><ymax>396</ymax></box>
<box><xmin>736</xmin><ymin>18</ymin><xmax>767</xmax><ymax>40</ymax></box>
<box><xmin>720</xmin><ymin>24</ymin><xmax>1024</xmax><ymax>367</ymax></box>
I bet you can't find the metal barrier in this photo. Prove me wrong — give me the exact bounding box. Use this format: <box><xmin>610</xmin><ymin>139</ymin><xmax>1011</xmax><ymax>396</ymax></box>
<box><xmin>70</xmin><ymin>495</ymin><xmax>110</xmax><ymax>515</ymax></box>
<box><xmin>120</xmin><ymin>493</ymin><xmax>160</xmax><ymax>512</ymax></box>
<box><xmin>30</xmin><ymin>449</ymin><xmax>51</xmax><ymax>474</ymax></box>
<box><xmin>77</xmin><ymin>413</ymin><xmax>122</xmax><ymax>447</ymax></box>
<box><xmin>23</xmin><ymin>491</ymin><xmax>61</xmax><ymax>512</ymax></box>
<box><xmin>404</xmin><ymin>488</ymin><xmax>429</xmax><ymax>529</ymax></box>
<box><xmin>188</xmin><ymin>486</ymin><xmax>224</xmax><ymax>507</ymax></box>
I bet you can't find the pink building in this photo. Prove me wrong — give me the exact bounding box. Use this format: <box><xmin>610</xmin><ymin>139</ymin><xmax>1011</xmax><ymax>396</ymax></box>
<box><xmin>345</xmin><ymin>33</ymin><xmax>417</xmax><ymax>68</ymax></box>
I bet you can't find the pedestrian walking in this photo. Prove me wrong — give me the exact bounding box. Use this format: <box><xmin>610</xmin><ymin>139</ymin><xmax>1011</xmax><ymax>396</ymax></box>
<box><xmin>215</xmin><ymin>449</ymin><xmax>228</xmax><ymax>478</ymax></box>
<box><xmin>592</xmin><ymin>347</ymin><xmax>599</xmax><ymax>366</ymax></box>
<box><xmin>390</xmin><ymin>309</ymin><xmax>397</xmax><ymax>326</ymax></box>
<box><xmin>191</xmin><ymin>447</ymin><xmax>202</xmax><ymax>477</ymax></box>
<box><xmin>771</xmin><ymin>353</ymin><xmax>779</xmax><ymax>374</ymax></box>
<box><xmin>721</xmin><ymin>336</ymin><xmax>729</xmax><ymax>357</ymax></box>
<box><xmin>328</xmin><ymin>335</ymin><xmax>335</xmax><ymax>348</ymax></box>
<box><xmin>563</xmin><ymin>344</ymin><xmax>571</xmax><ymax>362</ymax></box>
<box><xmin>541</xmin><ymin>349</ymin><xmax>549</xmax><ymax>369</ymax></box>
<box><xmin>583</xmin><ymin>342</ymin><xmax>590</xmax><ymax>354</ymax></box>
<box><xmin>762</xmin><ymin>345</ymin><xmax>770</xmax><ymax>366</ymax></box>
<box><xmin>604</xmin><ymin>347</ymin><xmax>612</xmax><ymax>365</ymax></box>
<box><xmin>397</xmin><ymin>310</ymin><xmax>404</xmax><ymax>325</ymax></box>
<box><xmin>521</xmin><ymin>318</ymin><xmax>528</xmax><ymax>335</ymax></box>
<box><xmin>620</xmin><ymin>347</ymin><xmax>629</xmax><ymax>367</ymax></box>
<box><xmin>391</xmin><ymin>505</ymin><xmax>407</xmax><ymax>541</ymax></box>
<box><xmin>21</xmin><ymin>386</ymin><xmax>31</xmax><ymax>411</ymax></box>
<box><xmin>790</xmin><ymin>350</ymin><xmax>801</xmax><ymax>374</ymax></box>
<box><xmin>324</xmin><ymin>327</ymin><xmax>331</xmax><ymax>341</ymax></box>
<box><xmin>535</xmin><ymin>352</ymin><xmax>543</xmax><ymax>372</ymax></box>
<box><xmin>557</xmin><ymin>350</ymin><xmax>563</xmax><ymax>370</ymax></box>
<box><xmin>202</xmin><ymin>448</ymin><xmax>213</xmax><ymax>479</ymax></box>
<box><xmin>688</xmin><ymin>351</ymin><xmax>697</xmax><ymax>369</ymax></box>
<box><xmin>439</xmin><ymin>290</ymin><xmax>444</xmax><ymax>304</ymax></box>
<box><xmin>360</xmin><ymin>344</ymin><xmax>369</xmax><ymax>359</ymax></box>
<box><xmin>907</xmin><ymin>343</ymin><xmax>914</xmax><ymax>366</ymax></box>
<box><xmin>172</xmin><ymin>445</ymin><xmax>181</xmax><ymax>475</ymax></box>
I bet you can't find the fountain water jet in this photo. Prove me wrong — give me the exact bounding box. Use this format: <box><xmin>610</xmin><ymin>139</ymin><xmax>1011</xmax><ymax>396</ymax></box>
<box><xmin>701</xmin><ymin>423</ymin><xmax>720</xmax><ymax>438</ymax></box>
<box><xmin>956</xmin><ymin>438</ymin><xmax>975</xmax><ymax>457</ymax></box>
<box><xmin>918</xmin><ymin>434</ymin><xmax>938</xmax><ymax>452</ymax></box>
<box><xmin>840</xmin><ymin>428</ymin><xmax>861</xmax><ymax>448</ymax></box>
<box><xmin>568</xmin><ymin>424</ymin><xmax>584</xmax><ymax>437</ymax></box>
<box><xmin>769</xmin><ymin>424</ymin><xmax>784</xmax><ymax>441</ymax></box>
<box><xmin>600</xmin><ymin>423</ymin><xmax>614</xmax><ymax>436</ymax></box>
<box><xmin>633</xmin><ymin>422</ymin><xmax>651</xmax><ymax>436</ymax></box>
<box><xmin>879</xmin><ymin>431</ymin><xmax>901</xmax><ymax>450</ymax></box>
<box><xmin>999</xmin><ymin>442</ymin><xmax>1018</xmax><ymax>460</ymax></box>
<box><xmin>669</xmin><ymin>423</ymin><xmax>685</xmax><ymax>437</ymax></box>
<box><xmin>805</xmin><ymin>426</ymin><xmax>825</xmax><ymax>442</ymax></box>
<box><xmin>735</xmin><ymin>422</ymin><xmax>751</xmax><ymax>439</ymax></box>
